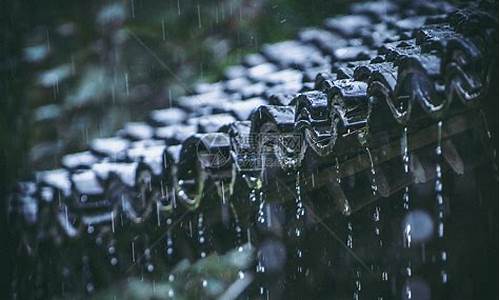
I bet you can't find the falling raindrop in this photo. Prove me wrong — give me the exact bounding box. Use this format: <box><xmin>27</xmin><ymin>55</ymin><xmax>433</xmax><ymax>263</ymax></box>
<box><xmin>382</xmin><ymin>271</ymin><xmax>388</xmax><ymax>281</ymax></box>
<box><xmin>221</xmin><ymin>182</ymin><xmax>226</xmax><ymax>204</ymax></box>
<box><xmin>247</xmin><ymin>228</ymin><xmax>252</xmax><ymax>246</ymax></box>
<box><xmin>131</xmin><ymin>241</ymin><xmax>136</xmax><ymax>263</ymax></box>
<box><xmin>156</xmin><ymin>201</ymin><xmax>160</xmax><ymax>227</ymax></box>
<box><xmin>111</xmin><ymin>211</ymin><xmax>115</xmax><ymax>233</ymax></box>
<box><xmin>124</xmin><ymin>72</ymin><xmax>129</xmax><ymax>96</ymax></box>
<box><xmin>197</xmin><ymin>4</ymin><xmax>202</xmax><ymax>29</ymax></box>
<box><xmin>366</xmin><ymin>147</ymin><xmax>378</xmax><ymax>195</ymax></box>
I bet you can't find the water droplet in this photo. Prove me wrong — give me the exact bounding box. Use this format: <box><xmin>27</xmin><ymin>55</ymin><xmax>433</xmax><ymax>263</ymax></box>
<box><xmin>110</xmin><ymin>257</ymin><xmax>118</xmax><ymax>266</ymax></box>
<box><xmin>403</xmin><ymin>224</ymin><xmax>412</xmax><ymax>248</ymax></box>
<box><xmin>441</xmin><ymin>271</ymin><xmax>448</xmax><ymax>283</ymax></box>
<box><xmin>346</xmin><ymin>222</ymin><xmax>353</xmax><ymax>249</ymax></box>
<box><xmin>147</xmin><ymin>264</ymin><xmax>154</xmax><ymax>272</ymax></box>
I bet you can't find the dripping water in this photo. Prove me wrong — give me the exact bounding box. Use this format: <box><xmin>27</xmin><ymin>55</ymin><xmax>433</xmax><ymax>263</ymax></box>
<box><xmin>109</xmin><ymin>245</ymin><xmax>118</xmax><ymax>266</ymax></box>
<box><xmin>197</xmin><ymin>213</ymin><xmax>207</xmax><ymax>258</ymax></box>
<box><xmin>402</xmin><ymin>126</ymin><xmax>410</xmax><ymax>210</ymax></box>
<box><xmin>257</xmin><ymin>190</ymin><xmax>266</xmax><ymax>225</ymax></box>
<box><xmin>346</xmin><ymin>221</ymin><xmax>360</xmax><ymax>299</ymax></box>
<box><xmin>233</xmin><ymin>210</ymin><xmax>243</xmax><ymax>246</ymax></box>
<box><xmin>346</xmin><ymin>221</ymin><xmax>353</xmax><ymax>249</ymax></box>
<box><xmin>354</xmin><ymin>270</ymin><xmax>362</xmax><ymax>300</ymax></box>
<box><xmin>401</xmin><ymin>126</ymin><xmax>413</xmax><ymax>297</ymax></box>
<box><xmin>365</xmin><ymin>147</ymin><xmax>378</xmax><ymax>195</ymax></box>
<box><xmin>249</xmin><ymin>188</ymin><xmax>257</xmax><ymax>203</ymax></box>
<box><xmin>435</xmin><ymin>121</ymin><xmax>448</xmax><ymax>284</ymax></box>
<box><xmin>295</xmin><ymin>171</ymin><xmax>305</xmax><ymax>274</ymax></box>
<box><xmin>144</xmin><ymin>248</ymin><xmax>154</xmax><ymax>273</ymax></box>
<box><xmin>166</xmin><ymin>231</ymin><xmax>174</xmax><ymax>258</ymax></box>
<box><xmin>295</xmin><ymin>171</ymin><xmax>305</xmax><ymax>220</ymax></box>
<box><xmin>254</xmin><ymin>181</ymin><xmax>267</xmax><ymax>295</ymax></box>
<box><xmin>335</xmin><ymin>157</ymin><xmax>351</xmax><ymax>216</ymax></box>
<box><xmin>168</xmin><ymin>274</ymin><xmax>175</xmax><ymax>298</ymax></box>
<box><xmin>335</xmin><ymin>157</ymin><xmax>341</xmax><ymax>184</ymax></box>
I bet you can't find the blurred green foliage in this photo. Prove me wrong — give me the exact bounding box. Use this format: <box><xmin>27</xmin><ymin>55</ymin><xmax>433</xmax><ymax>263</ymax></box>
<box><xmin>62</xmin><ymin>246</ymin><xmax>254</xmax><ymax>300</ymax></box>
